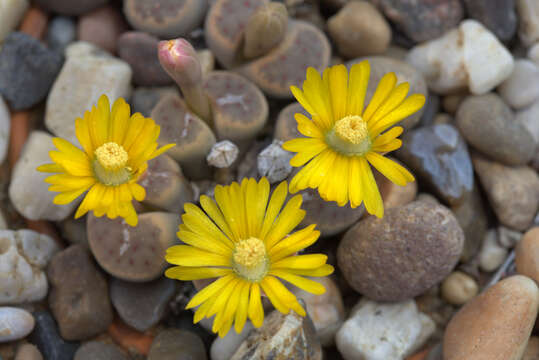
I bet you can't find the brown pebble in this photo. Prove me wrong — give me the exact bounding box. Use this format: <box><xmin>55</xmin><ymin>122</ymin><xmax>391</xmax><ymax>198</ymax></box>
<box><xmin>19</xmin><ymin>6</ymin><xmax>48</xmax><ymax>39</ymax></box>
<box><xmin>516</xmin><ymin>227</ymin><xmax>539</xmax><ymax>283</ymax></box>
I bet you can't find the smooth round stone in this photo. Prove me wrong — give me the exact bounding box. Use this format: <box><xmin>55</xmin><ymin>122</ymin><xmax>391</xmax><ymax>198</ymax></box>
<box><xmin>33</xmin><ymin>0</ymin><xmax>108</xmax><ymax>15</ymax></box>
<box><xmin>15</xmin><ymin>344</ymin><xmax>43</xmax><ymax>360</ymax></box>
<box><xmin>78</xmin><ymin>5</ymin><xmax>128</xmax><ymax>54</ymax></box>
<box><xmin>148</xmin><ymin>329</ymin><xmax>207</xmax><ymax>360</ymax></box>
<box><xmin>74</xmin><ymin>341</ymin><xmax>129</xmax><ymax>360</ymax></box>
<box><xmin>117</xmin><ymin>32</ymin><xmax>172</xmax><ymax>86</ymax></box>
<box><xmin>0</xmin><ymin>307</ymin><xmax>35</xmax><ymax>343</ymax></box>
<box><xmin>442</xmin><ymin>93</ymin><xmax>467</xmax><ymax>114</ymax></box>
<box><xmin>110</xmin><ymin>277</ymin><xmax>175</xmax><ymax>332</ymax></box>
<box><xmin>48</xmin><ymin>245</ymin><xmax>113</xmax><ymax>341</ymax></box>
<box><xmin>327</xmin><ymin>1</ymin><xmax>391</xmax><ymax>59</ymax></box>
<box><xmin>396</xmin><ymin>124</ymin><xmax>474</xmax><ymax>206</ymax></box>
<box><xmin>462</xmin><ymin>0</ymin><xmax>517</xmax><ymax>42</ymax></box>
<box><xmin>523</xmin><ymin>337</ymin><xmax>539</xmax><ymax>360</ymax></box>
<box><xmin>0</xmin><ymin>0</ymin><xmax>28</xmax><ymax>43</ymax></box>
<box><xmin>443</xmin><ymin>275</ymin><xmax>539</xmax><ymax>360</ymax></box>
<box><xmin>28</xmin><ymin>311</ymin><xmax>79</xmax><ymax>360</ymax></box>
<box><xmin>131</xmin><ymin>86</ymin><xmax>179</xmax><ymax>117</ymax></box>
<box><xmin>498</xmin><ymin>59</ymin><xmax>539</xmax><ymax>109</ymax></box>
<box><xmin>87</xmin><ymin>212</ymin><xmax>181</xmax><ymax>282</ymax></box>
<box><xmin>456</xmin><ymin>93</ymin><xmax>536</xmax><ymax>166</ymax></box>
<box><xmin>338</xmin><ymin>201</ymin><xmax>464</xmax><ymax>301</ymax></box>
<box><xmin>516</xmin><ymin>227</ymin><xmax>539</xmax><ymax>283</ymax></box>
<box><xmin>46</xmin><ymin>16</ymin><xmax>77</xmax><ymax>54</ymax></box>
<box><xmin>0</xmin><ymin>96</ymin><xmax>9</xmax><ymax>165</ymax></box>
<box><xmin>479</xmin><ymin>229</ymin><xmax>507</xmax><ymax>272</ymax></box>
<box><xmin>274</xmin><ymin>102</ymin><xmax>308</xmax><ymax>142</ymax></box>
<box><xmin>441</xmin><ymin>271</ymin><xmax>478</xmax><ymax>305</ymax></box>
<box><xmin>210</xmin><ymin>323</ymin><xmax>254</xmax><ymax>360</ymax></box>
<box><xmin>515</xmin><ymin>100</ymin><xmax>539</xmax><ymax>144</ymax></box>
<box><xmin>516</xmin><ymin>0</ymin><xmax>539</xmax><ymax>46</ymax></box>
<box><xmin>0</xmin><ymin>32</ymin><xmax>63</xmax><ymax>110</ymax></box>
<box><xmin>497</xmin><ymin>226</ymin><xmax>522</xmax><ymax>248</ymax></box>
<box><xmin>59</xmin><ymin>217</ymin><xmax>88</xmax><ymax>245</ymax></box>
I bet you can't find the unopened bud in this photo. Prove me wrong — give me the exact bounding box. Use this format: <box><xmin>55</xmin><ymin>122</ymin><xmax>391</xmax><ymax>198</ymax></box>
<box><xmin>206</xmin><ymin>140</ymin><xmax>239</xmax><ymax>168</ymax></box>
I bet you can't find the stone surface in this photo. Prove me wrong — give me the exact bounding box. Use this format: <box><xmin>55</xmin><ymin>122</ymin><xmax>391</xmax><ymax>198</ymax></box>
<box><xmin>15</xmin><ymin>344</ymin><xmax>43</xmax><ymax>360</ymax></box>
<box><xmin>274</xmin><ymin>102</ymin><xmax>308</xmax><ymax>142</ymax></box>
<box><xmin>0</xmin><ymin>96</ymin><xmax>9</xmax><ymax>165</ymax></box>
<box><xmin>45</xmin><ymin>41</ymin><xmax>132</xmax><ymax>145</ymax></box>
<box><xmin>406</xmin><ymin>20</ymin><xmax>514</xmax><ymax>95</ymax></box>
<box><xmin>9</xmin><ymin>131</ymin><xmax>78</xmax><ymax>221</ymax></box>
<box><xmin>327</xmin><ymin>1</ymin><xmax>391</xmax><ymax>59</ymax></box>
<box><xmin>211</xmin><ymin>323</ymin><xmax>254</xmax><ymax>360</ymax></box>
<box><xmin>336</xmin><ymin>299</ymin><xmax>435</xmax><ymax>360</ymax></box>
<box><xmin>87</xmin><ymin>212</ymin><xmax>181</xmax><ymax>282</ymax></box>
<box><xmin>74</xmin><ymin>341</ymin><xmax>129</xmax><ymax>360</ymax></box>
<box><xmin>497</xmin><ymin>226</ymin><xmax>522</xmax><ymax>248</ymax></box>
<box><xmin>46</xmin><ymin>16</ymin><xmax>77</xmax><ymax>54</ymax></box>
<box><xmin>0</xmin><ymin>32</ymin><xmax>63</xmax><ymax>110</ymax></box>
<box><xmin>29</xmin><ymin>311</ymin><xmax>79</xmax><ymax>360</ymax></box>
<box><xmin>0</xmin><ymin>229</ymin><xmax>59</xmax><ymax>304</ymax></box>
<box><xmin>231</xmin><ymin>305</ymin><xmax>322</xmax><ymax>360</ymax></box>
<box><xmin>257</xmin><ymin>140</ymin><xmax>293</xmax><ymax>183</ymax></box>
<box><xmin>337</xmin><ymin>201</ymin><xmax>464</xmax><ymax>301</ymax></box>
<box><xmin>441</xmin><ymin>271</ymin><xmax>478</xmax><ymax>305</ymax></box>
<box><xmin>456</xmin><ymin>94</ymin><xmax>535</xmax><ymax>166</ymax></box>
<box><xmin>59</xmin><ymin>217</ymin><xmax>88</xmax><ymax>245</ymax></box>
<box><xmin>33</xmin><ymin>0</ymin><xmax>108</xmax><ymax>15</ymax></box>
<box><xmin>148</xmin><ymin>329</ymin><xmax>207</xmax><ymax>360</ymax></box>
<box><xmin>48</xmin><ymin>245</ymin><xmax>113</xmax><ymax>341</ymax></box>
<box><xmin>375</xmin><ymin>165</ymin><xmax>418</xmax><ymax>210</ymax></box>
<box><xmin>516</xmin><ymin>0</ymin><xmax>539</xmax><ymax>45</ymax></box>
<box><xmin>498</xmin><ymin>60</ymin><xmax>539</xmax><ymax>109</ymax></box>
<box><xmin>207</xmin><ymin>140</ymin><xmax>239</xmax><ymax>168</ymax></box>
<box><xmin>473</xmin><ymin>153</ymin><xmax>539</xmax><ymax>231</ymax></box>
<box><xmin>0</xmin><ymin>307</ymin><xmax>35</xmax><ymax>343</ymax></box>
<box><xmin>522</xmin><ymin>336</ymin><xmax>539</xmax><ymax>360</ymax></box>
<box><xmin>479</xmin><ymin>229</ymin><xmax>508</xmax><ymax>272</ymax></box>
<box><xmin>0</xmin><ymin>0</ymin><xmax>28</xmax><ymax>42</ymax></box>
<box><xmin>117</xmin><ymin>32</ymin><xmax>172</xmax><ymax>86</ymax></box>
<box><xmin>529</xmin><ymin>42</ymin><xmax>539</xmax><ymax>65</ymax></box>
<box><xmin>78</xmin><ymin>5</ymin><xmax>127</xmax><ymax>54</ymax></box>
<box><xmin>516</xmin><ymin>227</ymin><xmax>539</xmax><ymax>283</ymax></box>
<box><xmin>462</xmin><ymin>0</ymin><xmax>517</xmax><ymax>42</ymax></box>
<box><xmin>110</xmin><ymin>277</ymin><xmax>175</xmax><ymax>332</ymax></box>
<box><xmin>131</xmin><ymin>86</ymin><xmax>179</xmax><ymax>117</ymax></box>
<box><xmin>396</xmin><ymin>124</ymin><xmax>473</xmax><ymax>206</ymax></box>
<box><xmin>515</xmin><ymin>100</ymin><xmax>539</xmax><ymax>144</ymax></box>
<box><xmin>443</xmin><ymin>275</ymin><xmax>539</xmax><ymax>360</ymax></box>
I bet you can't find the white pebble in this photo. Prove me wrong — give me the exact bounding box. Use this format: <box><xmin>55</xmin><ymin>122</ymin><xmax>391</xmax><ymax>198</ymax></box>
<box><xmin>257</xmin><ymin>140</ymin><xmax>293</xmax><ymax>184</ymax></box>
<box><xmin>498</xmin><ymin>59</ymin><xmax>539</xmax><ymax>109</ymax></box>
<box><xmin>206</xmin><ymin>140</ymin><xmax>239</xmax><ymax>168</ymax></box>
<box><xmin>210</xmin><ymin>322</ymin><xmax>253</xmax><ymax>360</ymax></box>
<box><xmin>479</xmin><ymin>229</ymin><xmax>508</xmax><ymax>272</ymax></box>
<box><xmin>497</xmin><ymin>226</ymin><xmax>522</xmax><ymax>248</ymax></box>
<box><xmin>0</xmin><ymin>307</ymin><xmax>35</xmax><ymax>343</ymax></box>
<box><xmin>0</xmin><ymin>0</ymin><xmax>29</xmax><ymax>42</ymax></box>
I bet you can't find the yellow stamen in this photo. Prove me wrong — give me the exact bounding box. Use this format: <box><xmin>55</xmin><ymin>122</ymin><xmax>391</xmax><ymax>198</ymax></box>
<box><xmin>233</xmin><ymin>237</ymin><xmax>268</xmax><ymax>282</ymax></box>
<box><xmin>95</xmin><ymin>142</ymin><xmax>128</xmax><ymax>171</ymax></box>
<box><xmin>334</xmin><ymin>115</ymin><xmax>368</xmax><ymax>145</ymax></box>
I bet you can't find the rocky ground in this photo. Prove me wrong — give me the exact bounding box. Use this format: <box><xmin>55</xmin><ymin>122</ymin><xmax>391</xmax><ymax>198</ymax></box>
<box><xmin>0</xmin><ymin>0</ymin><xmax>538</xmax><ymax>359</ymax></box>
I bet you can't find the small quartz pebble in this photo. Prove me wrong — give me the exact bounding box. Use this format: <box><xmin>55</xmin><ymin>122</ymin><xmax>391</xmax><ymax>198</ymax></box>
<box><xmin>0</xmin><ymin>229</ymin><xmax>59</xmax><ymax>304</ymax></box>
<box><xmin>257</xmin><ymin>140</ymin><xmax>293</xmax><ymax>183</ymax></box>
<box><xmin>0</xmin><ymin>96</ymin><xmax>9</xmax><ymax>164</ymax></box>
<box><xmin>148</xmin><ymin>329</ymin><xmax>207</xmax><ymax>360</ymax></box>
<box><xmin>207</xmin><ymin>140</ymin><xmax>239</xmax><ymax>168</ymax></box>
<box><xmin>516</xmin><ymin>0</ymin><xmax>539</xmax><ymax>45</ymax></box>
<box><xmin>498</xmin><ymin>59</ymin><xmax>539</xmax><ymax>109</ymax></box>
<box><xmin>47</xmin><ymin>16</ymin><xmax>77</xmax><ymax>54</ymax></box>
<box><xmin>516</xmin><ymin>227</ymin><xmax>539</xmax><ymax>283</ymax></box>
<box><xmin>0</xmin><ymin>0</ymin><xmax>28</xmax><ymax>42</ymax></box>
<box><xmin>0</xmin><ymin>307</ymin><xmax>35</xmax><ymax>343</ymax></box>
<box><xmin>336</xmin><ymin>299</ymin><xmax>435</xmax><ymax>360</ymax></box>
<box><xmin>441</xmin><ymin>271</ymin><xmax>478</xmax><ymax>306</ymax></box>
<box><xmin>515</xmin><ymin>100</ymin><xmax>539</xmax><ymax>144</ymax></box>
<box><xmin>210</xmin><ymin>323</ymin><xmax>254</xmax><ymax>360</ymax></box>
<box><xmin>407</xmin><ymin>20</ymin><xmax>514</xmax><ymax>95</ymax></box>
<box><xmin>15</xmin><ymin>344</ymin><xmax>43</xmax><ymax>360</ymax></box>
<box><xmin>74</xmin><ymin>341</ymin><xmax>129</xmax><ymax>360</ymax></box>
<box><xmin>78</xmin><ymin>5</ymin><xmax>127</xmax><ymax>54</ymax></box>
<box><xmin>497</xmin><ymin>226</ymin><xmax>522</xmax><ymax>248</ymax></box>
<box><xmin>479</xmin><ymin>229</ymin><xmax>508</xmax><ymax>272</ymax></box>
<box><xmin>443</xmin><ymin>275</ymin><xmax>539</xmax><ymax>360</ymax></box>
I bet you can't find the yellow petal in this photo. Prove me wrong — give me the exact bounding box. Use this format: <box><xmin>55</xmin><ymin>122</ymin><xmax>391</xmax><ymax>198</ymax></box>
<box><xmin>261</xmin><ymin>276</ymin><xmax>305</xmax><ymax>316</ymax></box>
<box><xmin>247</xmin><ymin>283</ymin><xmax>264</xmax><ymax>328</ymax></box>
<box><xmin>295</xmin><ymin>113</ymin><xmax>323</xmax><ymax>139</ymax></box>
<box><xmin>348</xmin><ymin>157</ymin><xmax>363</xmax><ymax>208</ymax></box>
<box><xmin>287</xmin><ymin>264</ymin><xmax>335</xmax><ymax>277</ymax></box>
<box><xmin>328</xmin><ymin>64</ymin><xmax>348</xmax><ymax>121</ymax></box>
<box><xmin>95</xmin><ymin>94</ymin><xmax>111</xmax><ymax>144</ymax></box>
<box><xmin>290</xmin><ymin>86</ymin><xmax>316</xmax><ymax>116</ymax></box>
<box><xmin>194</xmin><ymin>295</ymin><xmax>217</xmax><ymax>324</ymax></box>
<box><xmin>347</xmin><ymin>60</ymin><xmax>370</xmax><ymax>116</ymax></box>
<box><xmin>272</xmin><ymin>254</ymin><xmax>328</xmax><ymax>270</ymax></box>
<box><xmin>75</xmin><ymin>116</ymin><xmax>94</xmax><ymax>156</ymax></box>
<box><xmin>214</xmin><ymin>185</ymin><xmax>242</xmax><ymax>241</ymax></box>
<box><xmin>186</xmin><ymin>274</ymin><xmax>235</xmax><ymax>309</ymax></box>
<box><xmin>164</xmin><ymin>266</ymin><xmax>232</xmax><ymax>281</ymax></box>
<box><xmin>372</xmin><ymin>126</ymin><xmax>403</xmax><ymax>148</ymax></box>
<box><xmin>259</xmin><ymin>181</ymin><xmax>288</xmax><ymax>240</ymax></box>
<box><xmin>199</xmin><ymin>195</ymin><xmax>236</xmax><ymax>242</ymax></box>
<box><xmin>121</xmin><ymin>113</ymin><xmax>146</xmax><ymax>152</ymax></box>
<box><xmin>49</xmin><ymin>150</ymin><xmax>92</xmax><ymax>177</ymax></box>
<box><xmin>359</xmin><ymin>157</ymin><xmax>384</xmax><ymax>218</ymax></box>
<box><xmin>372</xmin><ymin>138</ymin><xmax>402</xmax><ymax>153</ymax></box>
<box><xmin>207</xmin><ymin>278</ymin><xmax>241</xmax><ymax>318</ymax></box>
<box><xmin>269</xmin><ymin>226</ymin><xmax>320</xmax><ymax>262</ymax></box>
<box><xmin>182</xmin><ymin>203</ymin><xmax>234</xmax><ymax>249</ymax></box>
<box><xmin>264</xmin><ymin>194</ymin><xmax>305</xmax><ymax>249</ymax></box>
<box><xmin>53</xmin><ymin>188</ymin><xmax>88</xmax><ymax>205</ymax></box>
<box><xmin>149</xmin><ymin>143</ymin><xmax>176</xmax><ymax>160</ymax></box>
<box><xmin>234</xmin><ymin>282</ymin><xmax>251</xmax><ymax>333</ymax></box>
<box><xmin>302</xmin><ymin>67</ymin><xmax>333</xmax><ymax>130</ymax></box>
<box><xmin>369</xmin><ymin>94</ymin><xmax>426</xmax><ymax>138</ymax></box>
<box><xmin>269</xmin><ymin>270</ymin><xmax>326</xmax><ymax>295</ymax></box>
<box><xmin>110</xmin><ymin>97</ymin><xmax>130</xmax><ymax>144</ymax></box>
<box><xmin>368</xmin><ymin>82</ymin><xmax>409</xmax><ymax>128</ymax></box>
<box><xmin>37</xmin><ymin>163</ymin><xmax>64</xmax><ymax>173</ymax></box>
<box><xmin>366</xmin><ymin>152</ymin><xmax>414</xmax><ymax>186</ymax></box>
<box><xmin>74</xmin><ymin>183</ymin><xmax>103</xmax><ymax>218</ymax></box>
<box><xmin>177</xmin><ymin>230</ymin><xmax>232</xmax><ymax>256</ymax></box>
<box><xmin>129</xmin><ymin>183</ymin><xmax>146</xmax><ymax>201</ymax></box>
<box><xmin>363</xmin><ymin>72</ymin><xmax>397</xmax><ymax>122</ymax></box>
<box><xmin>285</xmin><ymin>139</ymin><xmax>328</xmax><ymax>167</ymax></box>
<box><xmin>165</xmin><ymin>245</ymin><xmax>231</xmax><ymax>267</ymax></box>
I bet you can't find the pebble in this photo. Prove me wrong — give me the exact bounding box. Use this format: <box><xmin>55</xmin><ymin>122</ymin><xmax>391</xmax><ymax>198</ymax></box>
<box><xmin>375</xmin><ymin>164</ymin><xmax>418</xmax><ymax>210</ymax></box>
<box><xmin>0</xmin><ymin>307</ymin><xmax>35</xmax><ymax>343</ymax></box>
<box><xmin>529</xmin><ymin>42</ymin><xmax>539</xmax><ymax>65</ymax></box>
<box><xmin>523</xmin><ymin>336</ymin><xmax>539</xmax><ymax>360</ymax></box>
<box><xmin>376</xmin><ymin>0</ymin><xmax>463</xmax><ymax>43</ymax></box>
<box><xmin>327</xmin><ymin>1</ymin><xmax>391</xmax><ymax>59</ymax></box>
<box><xmin>8</xmin><ymin>131</ymin><xmax>78</xmax><ymax>221</ymax></box>
<box><xmin>396</xmin><ymin>124</ymin><xmax>474</xmax><ymax>206</ymax></box>
<box><xmin>440</xmin><ymin>271</ymin><xmax>479</xmax><ymax>305</ymax></box>
<box><xmin>406</xmin><ymin>20</ymin><xmax>514</xmax><ymax>95</ymax></box>
<box><xmin>148</xmin><ymin>329</ymin><xmax>207</xmax><ymax>360</ymax></box>
<box><xmin>462</xmin><ymin>0</ymin><xmax>517</xmax><ymax>42</ymax></box>
<box><xmin>274</xmin><ymin>102</ymin><xmax>308</xmax><ymax>142</ymax></box>
<box><xmin>473</xmin><ymin>153</ymin><xmax>539</xmax><ymax>231</ymax></box>
<box><xmin>59</xmin><ymin>217</ymin><xmax>88</xmax><ymax>245</ymax></box>
<box><xmin>207</xmin><ymin>140</ymin><xmax>239</xmax><ymax>168</ymax></box>
<box><xmin>14</xmin><ymin>344</ymin><xmax>43</xmax><ymax>360</ymax></box>
<box><xmin>0</xmin><ymin>32</ymin><xmax>63</xmax><ymax>110</ymax></box>
<box><xmin>117</xmin><ymin>32</ymin><xmax>173</xmax><ymax>86</ymax></box>
<box><xmin>123</xmin><ymin>0</ymin><xmax>207</xmax><ymax>38</ymax></box>
<box><xmin>0</xmin><ymin>209</ymin><xmax>6</xmax><ymax>230</ymax></box>
<box><xmin>0</xmin><ymin>229</ymin><xmax>59</xmax><ymax>304</ymax></box>
<box><xmin>419</xmin><ymin>93</ymin><xmax>440</xmax><ymax>127</ymax></box>
<box><xmin>74</xmin><ymin>341</ymin><xmax>129</xmax><ymax>360</ymax></box>
<box><xmin>131</xmin><ymin>86</ymin><xmax>179</xmax><ymax>117</ymax></box>
<box><xmin>498</xmin><ymin>59</ymin><xmax>539</xmax><ymax>109</ymax></box>
<box><xmin>210</xmin><ymin>323</ymin><xmax>254</xmax><ymax>360</ymax></box>
<box><xmin>33</xmin><ymin>0</ymin><xmax>108</xmax><ymax>15</ymax></box>
<box><xmin>336</xmin><ymin>299</ymin><xmax>435</xmax><ymax>360</ymax></box>
<box><xmin>338</xmin><ymin>201</ymin><xmax>464</xmax><ymax>301</ymax></box>
<box><xmin>77</xmin><ymin>5</ymin><xmax>128</xmax><ymax>54</ymax></box>
<box><xmin>197</xmin><ymin>49</ymin><xmax>215</xmax><ymax>78</ymax></box>
<box><xmin>516</xmin><ymin>0</ymin><xmax>539</xmax><ymax>45</ymax></box>
<box><xmin>515</xmin><ymin>101</ymin><xmax>539</xmax><ymax>144</ymax></box>
<box><xmin>442</xmin><ymin>92</ymin><xmax>467</xmax><ymax>114</ymax></box>
<box><xmin>516</xmin><ymin>227</ymin><xmax>539</xmax><ymax>283</ymax></box>
<box><xmin>293</xmin><ymin>276</ymin><xmax>345</xmax><ymax>347</ymax></box>
<box><xmin>479</xmin><ymin>229</ymin><xmax>508</xmax><ymax>272</ymax></box>
<box><xmin>230</xmin><ymin>303</ymin><xmax>322</xmax><ymax>360</ymax></box>
<box><xmin>497</xmin><ymin>226</ymin><xmax>522</xmax><ymax>248</ymax></box>
<box><xmin>46</xmin><ymin>16</ymin><xmax>77</xmax><ymax>54</ymax></box>
<box><xmin>0</xmin><ymin>96</ymin><xmax>9</xmax><ymax>165</ymax></box>
<box><xmin>257</xmin><ymin>140</ymin><xmax>293</xmax><ymax>183</ymax></box>
<box><xmin>110</xmin><ymin>277</ymin><xmax>175</xmax><ymax>332</ymax></box>
<box><xmin>0</xmin><ymin>0</ymin><xmax>28</xmax><ymax>42</ymax></box>
<box><xmin>29</xmin><ymin>311</ymin><xmax>79</xmax><ymax>360</ymax></box>
<box><xmin>87</xmin><ymin>212</ymin><xmax>181</xmax><ymax>282</ymax></box>
<box><xmin>443</xmin><ymin>275</ymin><xmax>539</xmax><ymax>360</ymax></box>
<box><xmin>456</xmin><ymin>94</ymin><xmax>536</xmax><ymax>166</ymax></box>
<box><xmin>48</xmin><ymin>244</ymin><xmax>113</xmax><ymax>341</ymax></box>
<box><xmin>45</xmin><ymin>41</ymin><xmax>132</xmax><ymax>145</ymax></box>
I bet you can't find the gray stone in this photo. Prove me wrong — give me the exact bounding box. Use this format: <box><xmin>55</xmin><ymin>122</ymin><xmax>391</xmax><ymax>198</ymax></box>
<box><xmin>498</xmin><ymin>59</ymin><xmax>539</xmax><ymax>109</ymax></box>
<box><xmin>0</xmin><ymin>0</ymin><xmax>28</xmax><ymax>42</ymax></box>
<box><xmin>396</xmin><ymin>124</ymin><xmax>474</xmax><ymax>206</ymax></box>
<box><xmin>0</xmin><ymin>307</ymin><xmax>35</xmax><ymax>343</ymax></box>
<box><xmin>515</xmin><ymin>100</ymin><xmax>539</xmax><ymax>144</ymax></box>
<box><xmin>46</xmin><ymin>16</ymin><xmax>77</xmax><ymax>54</ymax></box>
<box><xmin>211</xmin><ymin>323</ymin><xmax>254</xmax><ymax>360</ymax></box>
<box><xmin>462</xmin><ymin>0</ymin><xmax>517</xmax><ymax>42</ymax></box>
<box><xmin>337</xmin><ymin>201</ymin><xmax>464</xmax><ymax>301</ymax></box>
<box><xmin>130</xmin><ymin>86</ymin><xmax>179</xmax><ymax>117</ymax></box>
<box><xmin>0</xmin><ymin>32</ymin><xmax>63</xmax><ymax>110</ymax></box>
<box><xmin>0</xmin><ymin>96</ymin><xmax>9</xmax><ymax>165</ymax></box>
<box><xmin>59</xmin><ymin>216</ymin><xmax>88</xmax><ymax>245</ymax></box>
<box><xmin>29</xmin><ymin>311</ymin><xmax>79</xmax><ymax>360</ymax></box>
<box><xmin>148</xmin><ymin>329</ymin><xmax>207</xmax><ymax>360</ymax></box>
<box><xmin>74</xmin><ymin>341</ymin><xmax>129</xmax><ymax>360</ymax></box>
<box><xmin>33</xmin><ymin>0</ymin><xmax>108</xmax><ymax>15</ymax></box>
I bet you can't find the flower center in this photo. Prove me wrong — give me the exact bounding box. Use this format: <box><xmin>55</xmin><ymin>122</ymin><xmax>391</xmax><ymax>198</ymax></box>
<box><xmin>326</xmin><ymin>115</ymin><xmax>372</xmax><ymax>156</ymax></box>
<box><xmin>232</xmin><ymin>237</ymin><xmax>269</xmax><ymax>282</ymax></box>
<box><xmin>93</xmin><ymin>142</ymin><xmax>132</xmax><ymax>186</ymax></box>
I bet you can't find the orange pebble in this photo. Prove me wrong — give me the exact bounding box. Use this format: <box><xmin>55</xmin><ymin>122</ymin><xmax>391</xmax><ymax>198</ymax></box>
<box><xmin>108</xmin><ymin>318</ymin><xmax>154</xmax><ymax>356</ymax></box>
<box><xmin>406</xmin><ymin>347</ymin><xmax>430</xmax><ymax>360</ymax></box>
<box><xmin>19</xmin><ymin>6</ymin><xmax>48</xmax><ymax>40</ymax></box>
<box><xmin>8</xmin><ymin>111</ymin><xmax>30</xmax><ymax>171</ymax></box>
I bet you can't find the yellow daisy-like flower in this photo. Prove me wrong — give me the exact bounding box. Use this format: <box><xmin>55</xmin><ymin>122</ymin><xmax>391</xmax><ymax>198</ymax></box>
<box><xmin>37</xmin><ymin>94</ymin><xmax>175</xmax><ymax>226</ymax></box>
<box><xmin>283</xmin><ymin>61</ymin><xmax>426</xmax><ymax>218</ymax></box>
<box><xmin>165</xmin><ymin>177</ymin><xmax>334</xmax><ymax>337</ymax></box>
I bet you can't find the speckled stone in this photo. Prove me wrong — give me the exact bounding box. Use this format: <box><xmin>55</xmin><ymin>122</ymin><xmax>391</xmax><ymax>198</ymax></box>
<box><xmin>77</xmin><ymin>5</ymin><xmax>127</xmax><ymax>54</ymax></box>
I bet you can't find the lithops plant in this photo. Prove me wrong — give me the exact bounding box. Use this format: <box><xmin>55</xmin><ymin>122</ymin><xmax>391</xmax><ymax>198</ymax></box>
<box><xmin>205</xmin><ymin>0</ymin><xmax>331</xmax><ymax>98</ymax></box>
<box><xmin>123</xmin><ymin>0</ymin><xmax>208</xmax><ymax>38</ymax></box>
<box><xmin>274</xmin><ymin>102</ymin><xmax>308</xmax><ymax>142</ymax></box>
<box><xmin>87</xmin><ymin>212</ymin><xmax>181</xmax><ymax>282</ymax></box>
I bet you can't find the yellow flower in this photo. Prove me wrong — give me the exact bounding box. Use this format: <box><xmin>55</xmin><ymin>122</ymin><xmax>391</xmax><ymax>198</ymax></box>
<box><xmin>165</xmin><ymin>178</ymin><xmax>334</xmax><ymax>337</ymax></box>
<box><xmin>37</xmin><ymin>94</ymin><xmax>175</xmax><ymax>226</ymax></box>
<box><xmin>283</xmin><ymin>61</ymin><xmax>425</xmax><ymax>218</ymax></box>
